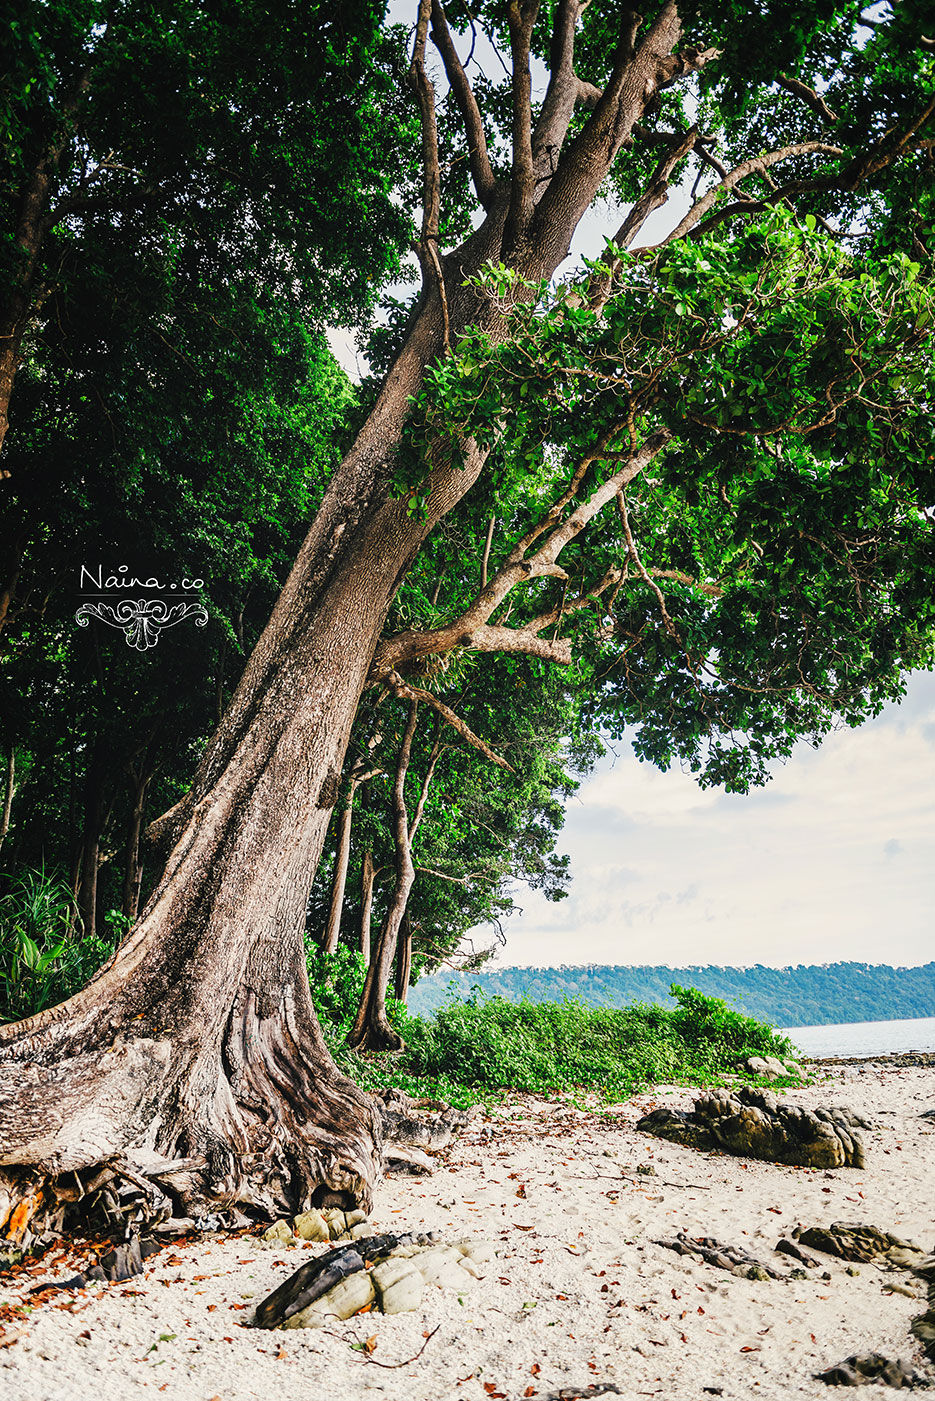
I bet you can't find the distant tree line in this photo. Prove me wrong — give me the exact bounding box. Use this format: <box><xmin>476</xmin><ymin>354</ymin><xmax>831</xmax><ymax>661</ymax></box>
<box><xmin>406</xmin><ymin>961</ymin><xmax>935</xmax><ymax>1029</ymax></box>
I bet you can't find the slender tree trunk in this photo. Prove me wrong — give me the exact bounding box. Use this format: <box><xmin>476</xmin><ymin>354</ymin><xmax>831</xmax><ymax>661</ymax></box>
<box><xmin>76</xmin><ymin>743</ymin><xmax>109</xmax><ymax>940</ymax></box>
<box><xmin>348</xmin><ymin>705</ymin><xmax>419</xmax><ymax>1052</ymax></box>
<box><xmin>359</xmin><ymin>849</ymin><xmax>376</xmax><ymax>966</ymax></box>
<box><xmin>321</xmin><ymin>777</ymin><xmax>359</xmax><ymax>954</ymax></box>
<box><xmin>122</xmin><ymin>769</ymin><xmax>152</xmax><ymax>922</ymax></box>
<box><xmin>349</xmin><ymin>721</ymin><xmax>441</xmax><ymax>1049</ymax></box>
<box><xmin>0</xmin><ymin>748</ymin><xmax>13</xmax><ymax>854</ymax></box>
<box><xmin>394</xmin><ymin>910</ymin><xmax>412</xmax><ymax>1006</ymax></box>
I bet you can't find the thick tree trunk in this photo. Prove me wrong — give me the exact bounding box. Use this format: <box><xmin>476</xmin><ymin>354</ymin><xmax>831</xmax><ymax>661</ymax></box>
<box><xmin>0</xmin><ymin>268</ymin><xmax>491</xmax><ymax>1226</ymax></box>
<box><xmin>359</xmin><ymin>849</ymin><xmax>376</xmax><ymax>966</ymax></box>
<box><xmin>0</xmin><ymin>0</ymin><xmax>683</xmax><ymax>1214</ymax></box>
<box><xmin>394</xmin><ymin>910</ymin><xmax>412</xmax><ymax>1006</ymax></box>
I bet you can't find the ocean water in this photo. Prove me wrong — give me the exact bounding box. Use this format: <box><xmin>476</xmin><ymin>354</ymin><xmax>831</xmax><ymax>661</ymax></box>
<box><xmin>781</xmin><ymin>1016</ymin><xmax>935</xmax><ymax>1058</ymax></box>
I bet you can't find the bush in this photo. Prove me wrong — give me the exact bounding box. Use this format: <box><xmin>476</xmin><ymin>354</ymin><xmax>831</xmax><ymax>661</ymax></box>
<box><xmin>304</xmin><ymin>940</ymin><xmax>409</xmax><ymax>1052</ymax></box>
<box><xmin>0</xmin><ymin>868</ymin><xmax>117</xmax><ymax>1021</ymax></box>
<box><xmin>350</xmin><ymin>981</ymin><xmax>799</xmax><ymax>1103</ymax></box>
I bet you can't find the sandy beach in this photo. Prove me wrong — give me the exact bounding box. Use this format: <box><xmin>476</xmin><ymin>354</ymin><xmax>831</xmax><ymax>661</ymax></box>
<box><xmin>1</xmin><ymin>1063</ymin><xmax>932</xmax><ymax>1401</ymax></box>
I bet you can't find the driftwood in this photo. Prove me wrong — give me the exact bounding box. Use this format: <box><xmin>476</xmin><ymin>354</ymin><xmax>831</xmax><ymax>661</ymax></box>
<box><xmin>657</xmin><ymin>1231</ymin><xmax>786</xmax><ymax>1279</ymax></box>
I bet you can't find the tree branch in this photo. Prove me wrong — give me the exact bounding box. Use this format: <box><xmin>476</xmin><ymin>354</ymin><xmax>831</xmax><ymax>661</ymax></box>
<box><xmin>372</xmin><ymin>430</ymin><xmax>671</xmax><ymax>676</ymax></box>
<box><xmin>530</xmin><ymin>3</ymin><xmax>716</xmax><ymax>266</ymax></box>
<box><xmin>409</xmin><ymin>0</ymin><xmax>450</xmax><ymax>347</ymax></box>
<box><xmin>503</xmin><ymin>0</ymin><xmax>541</xmax><ymax>250</ymax></box>
<box><xmin>776</xmin><ymin>74</ymin><xmax>839</xmax><ymax>125</ymax></box>
<box><xmin>659</xmin><ymin>141</ymin><xmax>843</xmax><ymax>245</ymax></box>
<box><xmin>385</xmin><ymin>672</ymin><xmax>514</xmax><ymax>771</ymax></box>
<box><xmin>532</xmin><ymin>0</ymin><xmax>585</xmax><ymax>170</ymax></box>
<box><xmin>429</xmin><ymin>0</ymin><xmax>498</xmax><ymax>208</ymax></box>
<box><xmin>480</xmin><ymin>515</ymin><xmax>496</xmax><ymax>589</ymax></box>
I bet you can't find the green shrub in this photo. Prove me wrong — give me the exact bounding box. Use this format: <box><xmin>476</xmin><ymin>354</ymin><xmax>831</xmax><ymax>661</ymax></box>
<box><xmin>305</xmin><ymin>940</ymin><xmax>409</xmax><ymax>1053</ymax></box>
<box><xmin>0</xmin><ymin>868</ymin><xmax>117</xmax><ymax>1021</ymax></box>
<box><xmin>335</xmin><ymin>981</ymin><xmax>800</xmax><ymax>1104</ymax></box>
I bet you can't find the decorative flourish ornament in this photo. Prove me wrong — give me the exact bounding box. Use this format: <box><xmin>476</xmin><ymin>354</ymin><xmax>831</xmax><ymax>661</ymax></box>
<box><xmin>75</xmin><ymin>598</ymin><xmax>208</xmax><ymax>650</ymax></box>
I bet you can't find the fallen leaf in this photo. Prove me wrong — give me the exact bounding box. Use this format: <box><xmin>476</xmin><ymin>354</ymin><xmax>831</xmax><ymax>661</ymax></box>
<box><xmin>740</xmin><ymin>1346</ymin><xmax>760</xmax><ymax>1353</ymax></box>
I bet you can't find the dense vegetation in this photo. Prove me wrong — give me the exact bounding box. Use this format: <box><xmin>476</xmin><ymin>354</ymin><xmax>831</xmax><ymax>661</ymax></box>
<box><xmin>309</xmin><ymin>948</ymin><xmax>797</xmax><ymax>1105</ymax></box>
<box><xmin>408</xmin><ymin>961</ymin><xmax>935</xmax><ymax>1028</ymax></box>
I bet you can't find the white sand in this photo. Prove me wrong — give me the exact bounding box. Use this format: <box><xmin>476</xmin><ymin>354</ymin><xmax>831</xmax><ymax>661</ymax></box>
<box><xmin>1</xmin><ymin>1064</ymin><xmax>933</xmax><ymax>1401</ymax></box>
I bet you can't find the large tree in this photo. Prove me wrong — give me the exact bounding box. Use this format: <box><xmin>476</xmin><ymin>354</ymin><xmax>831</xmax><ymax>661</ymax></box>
<box><xmin>0</xmin><ymin>0</ymin><xmax>933</xmax><ymax>1232</ymax></box>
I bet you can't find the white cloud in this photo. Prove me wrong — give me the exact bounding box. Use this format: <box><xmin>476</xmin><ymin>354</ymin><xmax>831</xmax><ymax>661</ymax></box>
<box><xmin>492</xmin><ymin>672</ymin><xmax>935</xmax><ymax>970</ymax></box>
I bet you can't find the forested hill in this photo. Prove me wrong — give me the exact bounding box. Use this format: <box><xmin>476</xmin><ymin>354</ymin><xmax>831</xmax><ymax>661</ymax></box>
<box><xmin>406</xmin><ymin>962</ymin><xmax>935</xmax><ymax>1028</ymax></box>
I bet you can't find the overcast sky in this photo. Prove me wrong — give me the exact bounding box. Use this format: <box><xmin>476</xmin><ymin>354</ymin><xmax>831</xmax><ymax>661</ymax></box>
<box><xmin>494</xmin><ymin>671</ymin><xmax>935</xmax><ymax>970</ymax></box>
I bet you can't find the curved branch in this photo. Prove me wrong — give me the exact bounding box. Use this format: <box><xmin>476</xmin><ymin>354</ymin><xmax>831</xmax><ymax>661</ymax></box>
<box><xmin>660</xmin><ymin>141</ymin><xmax>843</xmax><ymax>245</ymax></box>
<box><xmin>776</xmin><ymin>74</ymin><xmax>839</xmax><ymax>125</ymax></box>
<box><xmin>384</xmin><ymin>672</ymin><xmax>514</xmax><ymax>771</ymax></box>
<box><xmin>430</xmin><ymin>0</ymin><xmax>497</xmax><ymax>207</ymax></box>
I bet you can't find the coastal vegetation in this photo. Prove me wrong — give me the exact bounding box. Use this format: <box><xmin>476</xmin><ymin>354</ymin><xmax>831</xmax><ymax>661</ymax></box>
<box><xmin>311</xmin><ymin>950</ymin><xmax>798</xmax><ymax>1105</ymax></box>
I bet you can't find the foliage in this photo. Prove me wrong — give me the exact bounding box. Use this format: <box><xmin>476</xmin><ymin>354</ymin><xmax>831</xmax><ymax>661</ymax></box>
<box><xmin>306</xmin><ymin>942</ymin><xmax>407</xmax><ymax>1051</ymax></box>
<box><xmin>0</xmin><ymin>868</ymin><xmax>115</xmax><ymax>1020</ymax></box>
<box><xmin>405</xmin><ymin>211</ymin><xmax>935</xmax><ymax>794</ymax></box>
<box><xmin>409</xmin><ymin>959</ymin><xmax>935</xmax><ymax>1029</ymax></box>
<box><xmin>334</xmin><ymin>983</ymin><xmax>796</xmax><ymax>1105</ymax></box>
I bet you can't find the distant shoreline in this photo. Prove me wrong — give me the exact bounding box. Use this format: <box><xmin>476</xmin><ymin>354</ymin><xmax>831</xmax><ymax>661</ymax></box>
<box><xmin>408</xmin><ymin>960</ymin><xmax>935</xmax><ymax>1030</ymax></box>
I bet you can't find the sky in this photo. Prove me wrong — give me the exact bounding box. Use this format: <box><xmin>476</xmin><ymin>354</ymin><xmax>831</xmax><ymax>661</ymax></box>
<box><xmin>331</xmin><ymin>8</ymin><xmax>933</xmax><ymax>972</ymax></box>
<box><xmin>495</xmin><ymin>671</ymin><xmax>935</xmax><ymax>970</ymax></box>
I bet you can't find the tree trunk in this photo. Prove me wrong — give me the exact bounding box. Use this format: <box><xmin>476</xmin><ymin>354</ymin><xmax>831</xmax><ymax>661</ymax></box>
<box><xmin>347</xmin><ymin>704</ymin><xmax>419</xmax><ymax>1053</ymax></box>
<box><xmin>321</xmin><ymin>777</ymin><xmax>359</xmax><ymax>955</ymax></box>
<box><xmin>0</xmin><ymin>747</ymin><xmax>13</xmax><ymax>854</ymax></box>
<box><xmin>76</xmin><ymin>743</ymin><xmax>109</xmax><ymax>940</ymax></box>
<box><xmin>394</xmin><ymin>910</ymin><xmax>412</xmax><ymax>1006</ymax></box>
<box><xmin>0</xmin><ymin>267</ymin><xmax>489</xmax><ymax>1223</ymax></box>
<box><xmin>0</xmin><ymin>3</ymin><xmax>682</xmax><ymax>1213</ymax></box>
<box><xmin>122</xmin><ymin>767</ymin><xmax>152</xmax><ymax>922</ymax></box>
<box><xmin>359</xmin><ymin>849</ymin><xmax>376</xmax><ymax>966</ymax></box>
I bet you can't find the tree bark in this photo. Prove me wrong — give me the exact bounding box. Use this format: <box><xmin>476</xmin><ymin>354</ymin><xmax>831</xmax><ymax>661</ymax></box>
<box><xmin>321</xmin><ymin>777</ymin><xmax>359</xmax><ymax>955</ymax></box>
<box><xmin>122</xmin><ymin>767</ymin><xmax>152</xmax><ymax>923</ymax></box>
<box><xmin>76</xmin><ymin>742</ymin><xmax>110</xmax><ymax>941</ymax></box>
<box><xmin>347</xmin><ymin>704</ymin><xmax>419</xmax><ymax>1053</ymax></box>
<box><xmin>359</xmin><ymin>849</ymin><xmax>376</xmax><ymax>966</ymax></box>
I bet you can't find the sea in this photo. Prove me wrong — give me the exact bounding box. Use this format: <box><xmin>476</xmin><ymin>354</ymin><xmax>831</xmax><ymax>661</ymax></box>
<box><xmin>780</xmin><ymin>1016</ymin><xmax>935</xmax><ymax>1059</ymax></box>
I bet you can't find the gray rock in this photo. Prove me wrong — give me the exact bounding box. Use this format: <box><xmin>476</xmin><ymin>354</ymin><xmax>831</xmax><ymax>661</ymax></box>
<box><xmin>795</xmin><ymin>1222</ymin><xmax>925</xmax><ymax>1265</ymax></box>
<box><xmin>293</xmin><ymin>1209</ymin><xmax>329</xmax><ymax>1242</ymax></box>
<box><xmin>638</xmin><ymin>1087</ymin><xmax>868</xmax><ymax>1168</ymax></box>
<box><xmin>817</xmin><ymin>1353</ymin><xmax>929</xmax><ymax>1388</ymax></box>
<box><xmin>657</xmin><ymin>1231</ymin><xmax>784</xmax><ymax>1279</ymax></box>
<box><xmin>745</xmin><ymin>1055</ymin><xmax>790</xmax><ymax>1081</ymax></box>
<box><xmin>371</xmin><ymin>1257</ymin><xmax>425</xmax><ymax>1314</ymax></box>
<box><xmin>263</xmin><ymin>1219</ymin><xmax>296</xmax><ymax>1244</ymax></box>
<box><xmin>283</xmin><ymin>1269</ymin><xmax>376</xmax><ymax>1327</ymax></box>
